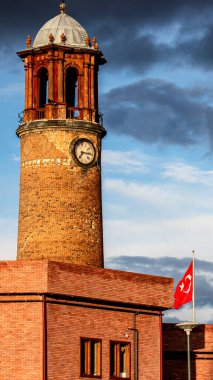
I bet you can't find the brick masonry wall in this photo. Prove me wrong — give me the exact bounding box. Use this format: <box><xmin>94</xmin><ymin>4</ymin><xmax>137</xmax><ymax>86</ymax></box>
<box><xmin>17</xmin><ymin>128</ymin><xmax>103</xmax><ymax>267</ymax></box>
<box><xmin>46</xmin><ymin>303</ymin><xmax>162</xmax><ymax>380</ymax></box>
<box><xmin>0</xmin><ymin>261</ymin><xmax>173</xmax><ymax>380</ymax></box>
<box><xmin>163</xmin><ymin>323</ymin><xmax>213</xmax><ymax>380</ymax></box>
<box><xmin>0</xmin><ymin>296</ymin><xmax>162</xmax><ymax>380</ymax></box>
<box><xmin>0</xmin><ymin>261</ymin><xmax>173</xmax><ymax>309</ymax></box>
<box><xmin>0</xmin><ymin>261</ymin><xmax>48</xmax><ymax>293</ymax></box>
<box><xmin>0</xmin><ymin>301</ymin><xmax>43</xmax><ymax>380</ymax></box>
<box><xmin>47</xmin><ymin>261</ymin><xmax>173</xmax><ymax>308</ymax></box>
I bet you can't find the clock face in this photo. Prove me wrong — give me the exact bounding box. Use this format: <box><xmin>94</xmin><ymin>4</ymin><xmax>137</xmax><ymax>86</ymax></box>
<box><xmin>74</xmin><ymin>138</ymin><xmax>96</xmax><ymax>166</ymax></box>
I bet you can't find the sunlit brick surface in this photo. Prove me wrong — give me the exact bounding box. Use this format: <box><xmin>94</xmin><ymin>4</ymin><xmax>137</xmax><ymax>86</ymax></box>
<box><xmin>17</xmin><ymin>128</ymin><xmax>103</xmax><ymax>267</ymax></box>
<box><xmin>0</xmin><ymin>261</ymin><xmax>174</xmax><ymax>380</ymax></box>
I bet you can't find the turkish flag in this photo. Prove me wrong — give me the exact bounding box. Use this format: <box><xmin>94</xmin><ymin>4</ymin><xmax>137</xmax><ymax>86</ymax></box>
<box><xmin>174</xmin><ymin>261</ymin><xmax>193</xmax><ymax>309</ymax></box>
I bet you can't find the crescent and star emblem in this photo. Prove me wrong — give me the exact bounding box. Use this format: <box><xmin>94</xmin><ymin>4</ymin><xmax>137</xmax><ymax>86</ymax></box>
<box><xmin>179</xmin><ymin>274</ymin><xmax>192</xmax><ymax>294</ymax></box>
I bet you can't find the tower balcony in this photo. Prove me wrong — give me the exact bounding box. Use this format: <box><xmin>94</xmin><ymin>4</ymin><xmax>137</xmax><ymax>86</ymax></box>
<box><xmin>18</xmin><ymin>105</ymin><xmax>103</xmax><ymax>126</ymax></box>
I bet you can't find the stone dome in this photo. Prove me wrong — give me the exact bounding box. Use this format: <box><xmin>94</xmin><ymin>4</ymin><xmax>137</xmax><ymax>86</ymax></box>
<box><xmin>33</xmin><ymin>3</ymin><xmax>88</xmax><ymax>48</ymax></box>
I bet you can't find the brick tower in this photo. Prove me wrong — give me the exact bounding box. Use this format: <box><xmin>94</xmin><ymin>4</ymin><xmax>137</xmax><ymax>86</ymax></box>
<box><xmin>16</xmin><ymin>2</ymin><xmax>106</xmax><ymax>266</ymax></box>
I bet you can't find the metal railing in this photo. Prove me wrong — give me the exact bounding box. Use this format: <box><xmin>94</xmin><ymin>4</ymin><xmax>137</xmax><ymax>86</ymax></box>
<box><xmin>66</xmin><ymin>107</ymin><xmax>103</xmax><ymax>126</ymax></box>
<box><xmin>18</xmin><ymin>111</ymin><xmax>24</xmax><ymax>124</ymax></box>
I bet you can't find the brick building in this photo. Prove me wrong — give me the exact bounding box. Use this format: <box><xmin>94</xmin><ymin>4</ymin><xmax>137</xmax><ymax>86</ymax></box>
<box><xmin>163</xmin><ymin>324</ymin><xmax>213</xmax><ymax>380</ymax></box>
<box><xmin>0</xmin><ymin>2</ymin><xmax>173</xmax><ymax>380</ymax></box>
<box><xmin>0</xmin><ymin>2</ymin><xmax>212</xmax><ymax>380</ymax></box>
<box><xmin>0</xmin><ymin>260</ymin><xmax>173</xmax><ymax>379</ymax></box>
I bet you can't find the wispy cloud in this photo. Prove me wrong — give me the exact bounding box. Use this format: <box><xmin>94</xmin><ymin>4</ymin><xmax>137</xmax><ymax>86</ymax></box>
<box><xmin>0</xmin><ymin>218</ymin><xmax>17</xmax><ymax>261</ymax></box>
<box><xmin>162</xmin><ymin>162</ymin><xmax>213</xmax><ymax>185</ymax></box>
<box><xmin>103</xmin><ymin>215</ymin><xmax>213</xmax><ymax>262</ymax></box>
<box><xmin>11</xmin><ymin>154</ymin><xmax>20</xmax><ymax>162</ymax></box>
<box><xmin>104</xmin><ymin>178</ymin><xmax>180</xmax><ymax>205</ymax></box>
<box><xmin>102</xmin><ymin>149</ymin><xmax>151</xmax><ymax>174</ymax></box>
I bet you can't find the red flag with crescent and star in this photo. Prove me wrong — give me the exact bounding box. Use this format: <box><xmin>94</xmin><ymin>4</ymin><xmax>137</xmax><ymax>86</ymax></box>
<box><xmin>174</xmin><ymin>261</ymin><xmax>193</xmax><ymax>309</ymax></box>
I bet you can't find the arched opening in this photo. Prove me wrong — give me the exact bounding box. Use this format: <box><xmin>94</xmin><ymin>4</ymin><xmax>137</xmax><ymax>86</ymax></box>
<box><xmin>66</xmin><ymin>67</ymin><xmax>78</xmax><ymax>108</ymax></box>
<box><xmin>39</xmin><ymin>68</ymin><xmax>48</xmax><ymax>108</ymax></box>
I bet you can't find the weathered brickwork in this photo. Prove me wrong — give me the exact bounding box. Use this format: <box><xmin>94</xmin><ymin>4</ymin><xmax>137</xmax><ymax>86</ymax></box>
<box><xmin>17</xmin><ymin>129</ymin><xmax>104</xmax><ymax>266</ymax></box>
<box><xmin>163</xmin><ymin>323</ymin><xmax>213</xmax><ymax>380</ymax></box>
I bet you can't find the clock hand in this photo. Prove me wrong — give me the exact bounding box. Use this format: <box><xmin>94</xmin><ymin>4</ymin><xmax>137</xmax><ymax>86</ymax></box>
<box><xmin>80</xmin><ymin>151</ymin><xmax>93</xmax><ymax>156</ymax></box>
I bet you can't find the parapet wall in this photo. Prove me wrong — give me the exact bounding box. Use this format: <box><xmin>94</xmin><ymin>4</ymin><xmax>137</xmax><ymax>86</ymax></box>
<box><xmin>0</xmin><ymin>260</ymin><xmax>173</xmax><ymax>309</ymax></box>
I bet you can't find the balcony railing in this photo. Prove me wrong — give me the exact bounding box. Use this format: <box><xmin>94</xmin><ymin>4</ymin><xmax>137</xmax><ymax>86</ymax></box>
<box><xmin>18</xmin><ymin>107</ymin><xmax>103</xmax><ymax>126</ymax></box>
<box><xmin>66</xmin><ymin>107</ymin><xmax>81</xmax><ymax>119</ymax></box>
<box><xmin>36</xmin><ymin>108</ymin><xmax>45</xmax><ymax>119</ymax></box>
<box><xmin>18</xmin><ymin>111</ymin><xmax>24</xmax><ymax>124</ymax></box>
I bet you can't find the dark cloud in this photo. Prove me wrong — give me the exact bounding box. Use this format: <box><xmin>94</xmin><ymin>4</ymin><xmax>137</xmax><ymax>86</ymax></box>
<box><xmin>1</xmin><ymin>0</ymin><xmax>213</xmax><ymax>72</ymax></box>
<box><xmin>105</xmin><ymin>255</ymin><xmax>213</xmax><ymax>277</ymax></box>
<box><xmin>102</xmin><ymin>79</ymin><xmax>213</xmax><ymax>146</ymax></box>
<box><xmin>3</xmin><ymin>0</ymin><xmax>213</xmax><ymax>148</ymax></box>
<box><xmin>105</xmin><ymin>255</ymin><xmax>213</xmax><ymax>313</ymax></box>
<box><xmin>2</xmin><ymin>0</ymin><xmax>213</xmax><ymax>36</ymax></box>
<box><xmin>0</xmin><ymin>0</ymin><xmax>212</xmax><ymax>94</ymax></box>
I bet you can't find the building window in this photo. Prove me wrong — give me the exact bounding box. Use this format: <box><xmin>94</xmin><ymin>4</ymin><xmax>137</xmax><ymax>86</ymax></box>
<box><xmin>110</xmin><ymin>342</ymin><xmax>130</xmax><ymax>379</ymax></box>
<box><xmin>81</xmin><ymin>338</ymin><xmax>101</xmax><ymax>377</ymax></box>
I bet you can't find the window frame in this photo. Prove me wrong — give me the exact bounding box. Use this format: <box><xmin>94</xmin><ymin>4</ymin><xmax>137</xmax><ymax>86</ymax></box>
<box><xmin>109</xmin><ymin>341</ymin><xmax>131</xmax><ymax>380</ymax></box>
<box><xmin>80</xmin><ymin>337</ymin><xmax>102</xmax><ymax>378</ymax></box>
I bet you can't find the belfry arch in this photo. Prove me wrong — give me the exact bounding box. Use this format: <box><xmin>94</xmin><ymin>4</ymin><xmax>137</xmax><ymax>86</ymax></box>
<box><xmin>65</xmin><ymin>67</ymin><xmax>78</xmax><ymax>108</ymax></box>
<box><xmin>38</xmin><ymin>67</ymin><xmax>48</xmax><ymax>108</ymax></box>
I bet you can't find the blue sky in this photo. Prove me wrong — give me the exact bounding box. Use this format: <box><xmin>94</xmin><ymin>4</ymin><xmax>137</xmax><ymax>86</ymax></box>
<box><xmin>0</xmin><ymin>0</ymin><xmax>213</xmax><ymax>323</ymax></box>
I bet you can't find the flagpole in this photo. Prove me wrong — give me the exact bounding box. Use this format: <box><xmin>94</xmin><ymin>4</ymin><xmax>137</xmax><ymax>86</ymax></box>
<box><xmin>192</xmin><ymin>250</ymin><xmax>195</xmax><ymax>323</ymax></box>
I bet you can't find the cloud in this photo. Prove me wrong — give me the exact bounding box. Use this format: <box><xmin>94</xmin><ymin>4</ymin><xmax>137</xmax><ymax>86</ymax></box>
<box><xmin>105</xmin><ymin>255</ymin><xmax>213</xmax><ymax>278</ymax></box>
<box><xmin>103</xmin><ymin>175</ymin><xmax>213</xmax><ymax>213</ymax></box>
<box><xmin>11</xmin><ymin>154</ymin><xmax>20</xmax><ymax>162</ymax></box>
<box><xmin>102</xmin><ymin>78</ymin><xmax>213</xmax><ymax>147</ymax></box>
<box><xmin>102</xmin><ymin>149</ymin><xmax>151</xmax><ymax>174</ymax></box>
<box><xmin>0</xmin><ymin>218</ymin><xmax>17</xmax><ymax>261</ymax></box>
<box><xmin>176</xmin><ymin>24</ymin><xmax>213</xmax><ymax>71</ymax></box>
<box><xmin>105</xmin><ymin>255</ymin><xmax>213</xmax><ymax>322</ymax></box>
<box><xmin>1</xmin><ymin>0</ymin><xmax>213</xmax><ymax>75</ymax></box>
<box><xmin>104</xmin><ymin>178</ymin><xmax>181</xmax><ymax>206</ymax></box>
<box><xmin>162</xmin><ymin>162</ymin><xmax>213</xmax><ymax>185</ymax></box>
<box><xmin>103</xmin><ymin>215</ymin><xmax>213</xmax><ymax>264</ymax></box>
<box><xmin>2</xmin><ymin>0</ymin><xmax>213</xmax><ymax>39</ymax></box>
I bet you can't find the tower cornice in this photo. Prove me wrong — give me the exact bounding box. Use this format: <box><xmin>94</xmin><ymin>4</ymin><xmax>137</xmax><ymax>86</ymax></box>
<box><xmin>16</xmin><ymin>119</ymin><xmax>106</xmax><ymax>138</ymax></box>
<box><xmin>17</xmin><ymin>45</ymin><xmax>107</xmax><ymax>65</ymax></box>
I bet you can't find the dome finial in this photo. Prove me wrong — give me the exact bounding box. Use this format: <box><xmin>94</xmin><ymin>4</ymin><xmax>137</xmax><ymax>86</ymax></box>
<box><xmin>60</xmin><ymin>1</ymin><xmax>67</xmax><ymax>14</ymax></box>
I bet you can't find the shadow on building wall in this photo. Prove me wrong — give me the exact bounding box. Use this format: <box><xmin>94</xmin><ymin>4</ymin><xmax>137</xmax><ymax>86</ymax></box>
<box><xmin>163</xmin><ymin>323</ymin><xmax>209</xmax><ymax>380</ymax></box>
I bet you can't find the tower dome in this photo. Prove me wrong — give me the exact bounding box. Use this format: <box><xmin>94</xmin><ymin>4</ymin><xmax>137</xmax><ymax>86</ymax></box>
<box><xmin>33</xmin><ymin>2</ymin><xmax>88</xmax><ymax>48</ymax></box>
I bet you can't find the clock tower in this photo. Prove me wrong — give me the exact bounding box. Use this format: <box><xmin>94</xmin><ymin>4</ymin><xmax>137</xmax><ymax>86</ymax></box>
<box><xmin>16</xmin><ymin>2</ymin><xmax>106</xmax><ymax>267</ymax></box>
